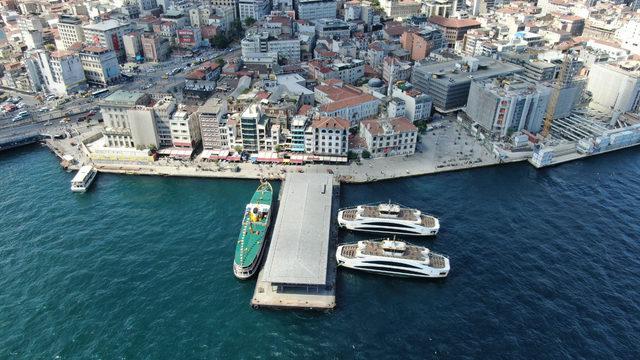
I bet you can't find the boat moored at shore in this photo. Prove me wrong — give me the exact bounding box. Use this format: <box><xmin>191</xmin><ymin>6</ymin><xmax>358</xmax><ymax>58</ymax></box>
<box><xmin>337</xmin><ymin>203</ymin><xmax>439</xmax><ymax>236</ymax></box>
<box><xmin>233</xmin><ymin>181</ymin><xmax>273</xmax><ymax>279</ymax></box>
<box><xmin>70</xmin><ymin>165</ymin><xmax>97</xmax><ymax>192</ymax></box>
<box><xmin>336</xmin><ymin>239</ymin><xmax>450</xmax><ymax>278</ymax></box>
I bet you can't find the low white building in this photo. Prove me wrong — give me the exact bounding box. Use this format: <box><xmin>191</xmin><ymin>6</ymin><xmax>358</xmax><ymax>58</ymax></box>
<box><xmin>359</xmin><ymin>117</ymin><xmax>418</xmax><ymax>158</ymax></box>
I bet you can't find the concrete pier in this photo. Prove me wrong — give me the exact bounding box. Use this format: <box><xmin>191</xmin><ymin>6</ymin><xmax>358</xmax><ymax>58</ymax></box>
<box><xmin>251</xmin><ymin>173</ymin><xmax>338</xmax><ymax>310</ymax></box>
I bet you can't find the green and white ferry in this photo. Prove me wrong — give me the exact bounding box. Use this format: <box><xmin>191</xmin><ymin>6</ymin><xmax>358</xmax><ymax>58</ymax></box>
<box><xmin>233</xmin><ymin>181</ymin><xmax>273</xmax><ymax>279</ymax></box>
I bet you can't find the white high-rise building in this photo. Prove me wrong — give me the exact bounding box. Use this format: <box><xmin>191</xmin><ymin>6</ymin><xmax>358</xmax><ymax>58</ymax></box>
<box><xmin>616</xmin><ymin>18</ymin><xmax>640</xmax><ymax>55</ymax></box>
<box><xmin>57</xmin><ymin>15</ymin><xmax>85</xmax><ymax>51</ymax></box>
<box><xmin>586</xmin><ymin>62</ymin><xmax>640</xmax><ymax>123</ymax></box>
<box><xmin>295</xmin><ymin>0</ymin><xmax>337</xmax><ymax>21</ymax></box>
<box><xmin>465</xmin><ymin>77</ymin><xmax>552</xmax><ymax>138</ymax></box>
<box><xmin>239</xmin><ymin>0</ymin><xmax>271</xmax><ymax>22</ymax></box>
<box><xmin>32</xmin><ymin>50</ymin><xmax>87</xmax><ymax>96</ymax></box>
<box><xmin>83</xmin><ymin>19</ymin><xmax>133</xmax><ymax>61</ymax></box>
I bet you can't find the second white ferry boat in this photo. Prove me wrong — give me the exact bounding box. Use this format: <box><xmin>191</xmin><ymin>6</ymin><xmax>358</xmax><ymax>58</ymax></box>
<box><xmin>337</xmin><ymin>203</ymin><xmax>440</xmax><ymax>236</ymax></box>
<box><xmin>336</xmin><ymin>239</ymin><xmax>450</xmax><ymax>278</ymax></box>
<box><xmin>70</xmin><ymin>165</ymin><xmax>97</xmax><ymax>193</ymax></box>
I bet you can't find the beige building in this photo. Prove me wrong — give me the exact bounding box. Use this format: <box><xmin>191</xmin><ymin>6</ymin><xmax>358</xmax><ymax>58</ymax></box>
<box><xmin>305</xmin><ymin>117</ymin><xmax>350</xmax><ymax>156</ymax></box>
<box><xmin>359</xmin><ymin>117</ymin><xmax>418</xmax><ymax>158</ymax></box>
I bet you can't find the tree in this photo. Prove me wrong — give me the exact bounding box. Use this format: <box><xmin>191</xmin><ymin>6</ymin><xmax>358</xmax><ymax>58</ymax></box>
<box><xmin>211</xmin><ymin>33</ymin><xmax>229</xmax><ymax>49</ymax></box>
<box><xmin>347</xmin><ymin>150</ymin><xmax>359</xmax><ymax>160</ymax></box>
<box><xmin>244</xmin><ymin>17</ymin><xmax>256</xmax><ymax>27</ymax></box>
<box><xmin>362</xmin><ymin>150</ymin><xmax>371</xmax><ymax>159</ymax></box>
<box><xmin>234</xmin><ymin>145</ymin><xmax>243</xmax><ymax>153</ymax></box>
<box><xmin>231</xmin><ymin>19</ymin><xmax>243</xmax><ymax>37</ymax></box>
<box><xmin>275</xmin><ymin>144</ymin><xmax>283</xmax><ymax>152</ymax></box>
<box><xmin>216</xmin><ymin>58</ymin><xmax>225</xmax><ymax>66</ymax></box>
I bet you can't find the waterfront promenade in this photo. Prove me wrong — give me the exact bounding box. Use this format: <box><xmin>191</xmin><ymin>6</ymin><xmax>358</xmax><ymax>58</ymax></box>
<box><xmin>46</xmin><ymin>118</ymin><xmax>503</xmax><ymax>184</ymax></box>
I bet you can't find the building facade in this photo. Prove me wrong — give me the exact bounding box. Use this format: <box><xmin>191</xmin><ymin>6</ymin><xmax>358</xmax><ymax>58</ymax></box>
<box><xmin>79</xmin><ymin>46</ymin><xmax>121</xmax><ymax>86</ymax></box>
<box><xmin>359</xmin><ymin>117</ymin><xmax>418</xmax><ymax>158</ymax></box>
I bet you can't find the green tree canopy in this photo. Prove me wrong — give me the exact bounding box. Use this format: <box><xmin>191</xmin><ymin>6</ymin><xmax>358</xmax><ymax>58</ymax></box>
<box><xmin>244</xmin><ymin>17</ymin><xmax>256</xmax><ymax>27</ymax></box>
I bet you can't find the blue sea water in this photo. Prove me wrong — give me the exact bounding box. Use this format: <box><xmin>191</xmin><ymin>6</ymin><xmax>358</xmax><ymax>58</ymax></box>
<box><xmin>1</xmin><ymin>145</ymin><xmax>639</xmax><ymax>359</ymax></box>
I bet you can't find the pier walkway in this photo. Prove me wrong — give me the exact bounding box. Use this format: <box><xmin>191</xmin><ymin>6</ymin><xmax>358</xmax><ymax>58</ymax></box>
<box><xmin>251</xmin><ymin>173</ymin><xmax>338</xmax><ymax>310</ymax></box>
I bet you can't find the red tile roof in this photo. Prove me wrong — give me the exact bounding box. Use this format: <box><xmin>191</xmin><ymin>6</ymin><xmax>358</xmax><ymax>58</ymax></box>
<box><xmin>312</xmin><ymin>116</ymin><xmax>350</xmax><ymax>130</ymax></box>
<box><xmin>320</xmin><ymin>94</ymin><xmax>379</xmax><ymax>113</ymax></box>
<box><xmin>361</xmin><ymin>117</ymin><xmax>417</xmax><ymax>136</ymax></box>
<box><xmin>428</xmin><ymin>16</ymin><xmax>481</xmax><ymax>29</ymax></box>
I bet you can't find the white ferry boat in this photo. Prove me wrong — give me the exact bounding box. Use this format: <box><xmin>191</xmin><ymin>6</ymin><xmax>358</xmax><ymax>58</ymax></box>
<box><xmin>337</xmin><ymin>203</ymin><xmax>440</xmax><ymax>236</ymax></box>
<box><xmin>336</xmin><ymin>239</ymin><xmax>450</xmax><ymax>278</ymax></box>
<box><xmin>70</xmin><ymin>165</ymin><xmax>97</xmax><ymax>192</ymax></box>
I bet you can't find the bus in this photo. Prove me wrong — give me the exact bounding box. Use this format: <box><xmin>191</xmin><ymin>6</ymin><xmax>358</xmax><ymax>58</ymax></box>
<box><xmin>91</xmin><ymin>88</ymin><xmax>110</xmax><ymax>97</ymax></box>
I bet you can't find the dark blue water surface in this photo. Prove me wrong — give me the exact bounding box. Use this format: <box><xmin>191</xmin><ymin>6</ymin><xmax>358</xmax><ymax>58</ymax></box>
<box><xmin>1</xmin><ymin>146</ymin><xmax>639</xmax><ymax>359</ymax></box>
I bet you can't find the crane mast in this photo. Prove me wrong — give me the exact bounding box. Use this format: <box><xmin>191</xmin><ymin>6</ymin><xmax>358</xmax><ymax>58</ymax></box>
<box><xmin>541</xmin><ymin>52</ymin><xmax>575</xmax><ymax>138</ymax></box>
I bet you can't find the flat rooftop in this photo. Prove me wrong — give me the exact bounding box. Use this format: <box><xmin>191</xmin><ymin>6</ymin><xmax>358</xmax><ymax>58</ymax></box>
<box><xmin>103</xmin><ymin>90</ymin><xmax>146</xmax><ymax>106</ymax></box>
<box><xmin>414</xmin><ymin>57</ymin><xmax>524</xmax><ymax>83</ymax></box>
<box><xmin>261</xmin><ymin>173</ymin><xmax>333</xmax><ymax>286</ymax></box>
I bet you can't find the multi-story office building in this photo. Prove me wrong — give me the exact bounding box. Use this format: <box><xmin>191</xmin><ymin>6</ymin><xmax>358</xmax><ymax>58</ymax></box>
<box><xmin>465</xmin><ymin>77</ymin><xmax>551</xmax><ymax>138</ymax></box>
<box><xmin>616</xmin><ymin>18</ymin><xmax>640</xmax><ymax>55</ymax></box>
<box><xmin>427</xmin><ymin>16</ymin><xmax>481</xmax><ymax>49</ymax></box>
<box><xmin>411</xmin><ymin>56</ymin><xmax>524</xmax><ymax>112</ymax></box>
<box><xmin>57</xmin><ymin>15</ymin><xmax>85</xmax><ymax>51</ymax></box>
<box><xmin>314</xmin><ymin>18</ymin><xmax>350</xmax><ymax>39</ymax></box>
<box><xmin>423</xmin><ymin>0</ymin><xmax>458</xmax><ymax>18</ymax></box>
<box><xmin>295</xmin><ymin>0</ymin><xmax>337</xmax><ymax>21</ymax></box>
<box><xmin>239</xmin><ymin>0</ymin><xmax>271</xmax><ymax>22</ymax></box>
<box><xmin>18</xmin><ymin>15</ymin><xmax>43</xmax><ymax>50</ymax></box>
<box><xmin>586</xmin><ymin>62</ymin><xmax>640</xmax><ymax>122</ymax></box>
<box><xmin>383</xmin><ymin>57</ymin><xmax>412</xmax><ymax>83</ymax></box>
<box><xmin>392</xmin><ymin>84</ymin><xmax>432</xmax><ymax>122</ymax></box>
<box><xmin>170</xmin><ymin>110</ymin><xmax>201</xmax><ymax>149</ymax></box>
<box><xmin>83</xmin><ymin>19</ymin><xmax>133</xmax><ymax>61</ymax></box>
<box><xmin>241</xmin><ymin>32</ymin><xmax>301</xmax><ymax>64</ymax></box>
<box><xmin>305</xmin><ymin>116</ymin><xmax>349</xmax><ymax>156</ymax></box>
<box><xmin>379</xmin><ymin>0</ymin><xmax>421</xmax><ymax>20</ymax></box>
<box><xmin>32</xmin><ymin>50</ymin><xmax>87</xmax><ymax>96</ymax></box>
<box><xmin>141</xmin><ymin>32</ymin><xmax>170</xmax><ymax>62</ymax></box>
<box><xmin>198</xmin><ymin>98</ymin><xmax>227</xmax><ymax>151</ymax></box>
<box><xmin>123</xmin><ymin>32</ymin><xmax>142</xmax><ymax>62</ymax></box>
<box><xmin>359</xmin><ymin>117</ymin><xmax>418</xmax><ymax>158</ymax></box>
<box><xmin>151</xmin><ymin>95</ymin><xmax>177</xmax><ymax>147</ymax></box>
<box><xmin>290</xmin><ymin>115</ymin><xmax>309</xmax><ymax>152</ymax></box>
<box><xmin>78</xmin><ymin>46</ymin><xmax>120</xmax><ymax>86</ymax></box>
<box><xmin>400</xmin><ymin>26</ymin><xmax>444</xmax><ymax>61</ymax></box>
<box><xmin>100</xmin><ymin>91</ymin><xmax>157</xmax><ymax>149</ymax></box>
<box><xmin>332</xmin><ymin>59</ymin><xmax>365</xmax><ymax>84</ymax></box>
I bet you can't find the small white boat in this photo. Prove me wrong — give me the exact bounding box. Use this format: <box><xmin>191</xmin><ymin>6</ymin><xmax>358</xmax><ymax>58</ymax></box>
<box><xmin>70</xmin><ymin>165</ymin><xmax>97</xmax><ymax>192</ymax></box>
<box><xmin>336</xmin><ymin>239</ymin><xmax>450</xmax><ymax>278</ymax></box>
<box><xmin>337</xmin><ymin>202</ymin><xmax>440</xmax><ymax>236</ymax></box>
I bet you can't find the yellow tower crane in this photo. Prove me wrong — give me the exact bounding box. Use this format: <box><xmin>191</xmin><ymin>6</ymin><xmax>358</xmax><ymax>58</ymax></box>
<box><xmin>541</xmin><ymin>52</ymin><xmax>575</xmax><ymax>138</ymax></box>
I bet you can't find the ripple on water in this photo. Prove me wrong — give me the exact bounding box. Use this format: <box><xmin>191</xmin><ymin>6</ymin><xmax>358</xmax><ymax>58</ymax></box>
<box><xmin>1</xmin><ymin>146</ymin><xmax>640</xmax><ymax>359</ymax></box>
